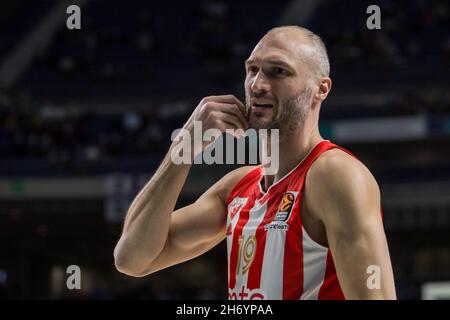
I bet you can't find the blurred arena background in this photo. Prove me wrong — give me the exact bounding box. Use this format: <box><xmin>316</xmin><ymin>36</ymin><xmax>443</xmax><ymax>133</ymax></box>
<box><xmin>0</xmin><ymin>0</ymin><xmax>449</xmax><ymax>299</ymax></box>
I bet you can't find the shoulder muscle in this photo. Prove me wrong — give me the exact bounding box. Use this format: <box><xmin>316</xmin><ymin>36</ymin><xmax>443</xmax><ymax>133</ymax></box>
<box><xmin>211</xmin><ymin>165</ymin><xmax>259</xmax><ymax>205</ymax></box>
<box><xmin>305</xmin><ymin>148</ymin><xmax>380</xmax><ymax>232</ymax></box>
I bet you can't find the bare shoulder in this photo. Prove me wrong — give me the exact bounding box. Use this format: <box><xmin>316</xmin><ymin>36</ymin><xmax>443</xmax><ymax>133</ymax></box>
<box><xmin>305</xmin><ymin>148</ymin><xmax>380</xmax><ymax>221</ymax></box>
<box><xmin>309</xmin><ymin>148</ymin><xmax>377</xmax><ymax>185</ymax></box>
<box><xmin>215</xmin><ymin>165</ymin><xmax>259</xmax><ymax>204</ymax></box>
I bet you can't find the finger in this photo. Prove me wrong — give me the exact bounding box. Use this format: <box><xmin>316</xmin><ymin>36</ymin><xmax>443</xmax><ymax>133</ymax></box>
<box><xmin>217</xmin><ymin>113</ymin><xmax>245</xmax><ymax>133</ymax></box>
<box><xmin>208</xmin><ymin>102</ymin><xmax>248</xmax><ymax>130</ymax></box>
<box><xmin>208</xmin><ymin>95</ymin><xmax>246</xmax><ymax>116</ymax></box>
<box><xmin>233</xmin><ymin>98</ymin><xmax>246</xmax><ymax>117</ymax></box>
<box><xmin>217</xmin><ymin>104</ymin><xmax>248</xmax><ymax>130</ymax></box>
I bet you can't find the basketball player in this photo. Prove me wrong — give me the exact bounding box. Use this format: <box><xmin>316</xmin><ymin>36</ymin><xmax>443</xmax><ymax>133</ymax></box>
<box><xmin>114</xmin><ymin>26</ymin><xmax>397</xmax><ymax>300</ymax></box>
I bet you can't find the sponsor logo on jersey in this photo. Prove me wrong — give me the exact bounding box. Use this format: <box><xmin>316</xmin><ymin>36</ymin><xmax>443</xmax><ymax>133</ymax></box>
<box><xmin>228</xmin><ymin>286</ymin><xmax>265</xmax><ymax>300</ymax></box>
<box><xmin>264</xmin><ymin>222</ymin><xmax>289</xmax><ymax>231</ymax></box>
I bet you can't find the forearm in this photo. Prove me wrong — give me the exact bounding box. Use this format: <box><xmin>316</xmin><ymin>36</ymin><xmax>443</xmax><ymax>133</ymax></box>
<box><xmin>114</xmin><ymin>141</ymin><xmax>192</xmax><ymax>275</ymax></box>
<box><xmin>114</xmin><ymin>94</ymin><xmax>247</xmax><ymax>276</ymax></box>
<box><xmin>331</xmin><ymin>230</ymin><xmax>397</xmax><ymax>300</ymax></box>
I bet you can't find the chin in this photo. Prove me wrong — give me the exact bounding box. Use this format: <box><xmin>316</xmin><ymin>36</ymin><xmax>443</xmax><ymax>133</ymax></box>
<box><xmin>249</xmin><ymin>115</ymin><xmax>271</xmax><ymax>129</ymax></box>
<box><xmin>249</xmin><ymin>121</ymin><xmax>274</xmax><ymax>131</ymax></box>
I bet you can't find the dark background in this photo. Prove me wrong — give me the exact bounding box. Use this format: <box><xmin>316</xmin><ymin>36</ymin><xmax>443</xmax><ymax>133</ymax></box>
<box><xmin>0</xmin><ymin>0</ymin><xmax>449</xmax><ymax>299</ymax></box>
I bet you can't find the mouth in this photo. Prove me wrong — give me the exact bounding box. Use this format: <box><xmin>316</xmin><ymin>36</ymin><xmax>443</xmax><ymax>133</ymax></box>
<box><xmin>251</xmin><ymin>103</ymin><xmax>274</xmax><ymax>112</ymax></box>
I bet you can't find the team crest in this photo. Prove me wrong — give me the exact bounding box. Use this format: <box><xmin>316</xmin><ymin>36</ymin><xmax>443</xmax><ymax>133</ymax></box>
<box><xmin>227</xmin><ymin>197</ymin><xmax>248</xmax><ymax>236</ymax></box>
<box><xmin>228</xmin><ymin>197</ymin><xmax>248</xmax><ymax>220</ymax></box>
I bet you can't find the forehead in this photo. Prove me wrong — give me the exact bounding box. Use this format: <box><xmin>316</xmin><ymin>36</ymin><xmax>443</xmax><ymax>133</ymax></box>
<box><xmin>248</xmin><ymin>38</ymin><xmax>294</xmax><ymax>63</ymax></box>
<box><xmin>246</xmin><ymin>32</ymin><xmax>311</xmax><ymax>69</ymax></box>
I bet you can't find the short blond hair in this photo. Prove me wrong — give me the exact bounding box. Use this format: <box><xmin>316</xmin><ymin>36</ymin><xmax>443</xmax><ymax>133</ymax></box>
<box><xmin>265</xmin><ymin>25</ymin><xmax>330</xmax><ymax>78</ymax></box>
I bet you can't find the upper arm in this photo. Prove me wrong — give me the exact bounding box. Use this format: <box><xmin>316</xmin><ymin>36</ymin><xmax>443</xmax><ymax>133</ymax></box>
<box><xmin>306</xmin><ymin>150</ymin><xmax>396</xmax><ymax>299</ymax></box>
<box><xmin>146</xmin><ymin>166</ymin><xmax>256</xmax><ymax>274</ymax></box>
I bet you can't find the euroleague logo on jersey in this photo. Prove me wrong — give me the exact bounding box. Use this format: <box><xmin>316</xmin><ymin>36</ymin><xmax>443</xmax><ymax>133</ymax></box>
<box><xmin>274</xmin><ymin>191</ymin><xmax>296</xmax><ymax>221</ymax></box>
<box><xmin>264</xmin><ymin>191</ymin><xmax>298</xmax><ymax>232</ymax></box>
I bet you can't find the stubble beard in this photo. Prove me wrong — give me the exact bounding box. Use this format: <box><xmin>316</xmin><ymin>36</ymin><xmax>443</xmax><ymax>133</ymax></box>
<box><xmin>245</xmin><ymin>86</ymin><xmax>313</xmax><ymax>140</ymax></box>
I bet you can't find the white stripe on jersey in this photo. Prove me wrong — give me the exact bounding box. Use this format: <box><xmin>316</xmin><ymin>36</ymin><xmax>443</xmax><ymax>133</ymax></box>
<box><xmin>259</xmin><ymin>191</ymin><xmax>299</xmax><ymax>299</ymax></box>
<box><xmin>259</xmin><ymin>223</ymin><xmax>286</xmax><ymax>299</ymax></box>
<box><xmin>234</xmin><ymin>200</ymin><xmax>267</xmax><ymax>292</ymax></box>
<box><xmin>227</xmin><ymin>197</ymin><xmax>248</xmax><ymax>283</ymax></box>
<box><xmin>300</xmin><ymin>225</ymin><xmax>328</xmax><ymax>300</ymax></box>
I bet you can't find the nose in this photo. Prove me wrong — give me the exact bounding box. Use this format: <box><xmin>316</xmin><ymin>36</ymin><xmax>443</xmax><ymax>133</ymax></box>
<box><xmin>250</xmin><ymin>71</ymin><xmax>270</xmax><ymax>96</ymax></box>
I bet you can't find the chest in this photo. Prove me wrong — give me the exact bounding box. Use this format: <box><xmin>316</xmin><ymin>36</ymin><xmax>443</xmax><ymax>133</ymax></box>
<box><xmin>227</xmin><ymin>190</ymin><xmax>301</xmax><ymax>239</ymax></box>
<box><xmin>227</xmin><ymin>188</ymin><xmax>328</xmax><ymax>248</ymax></box>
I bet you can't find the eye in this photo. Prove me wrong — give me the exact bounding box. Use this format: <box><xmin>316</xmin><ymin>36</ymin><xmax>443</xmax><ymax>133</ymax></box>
<box><xmin>247</xmin><ymin>65</ymin><xmax>259</xmax><ymax>74</ymax></box>
<box><xmin>271</xmin><ymin>67</ymin><xmax>288</xmax><ymax>76</ymax></box>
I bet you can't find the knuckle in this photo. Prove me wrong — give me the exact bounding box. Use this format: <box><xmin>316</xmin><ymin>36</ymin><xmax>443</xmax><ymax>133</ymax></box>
<box><xmin>202</xmin><ymin>102</ymin><xmax>213</xmax><ymax>113</ymax></box>
<box><xmin>218</xmin><ymin>123</ymin><xmax>226</xmax><ymax>132</ymax></box>
<box><xmin>213</xmin><ymin>117</ymin><xmax>221</xmax><ymax>125</ymax></box>
<box><xmin>205</xmin><ymin>111</ymin><xmax>214</xmax><ymax>122</ymax></box>
<box><xmin>201</xmin><ymin>96</ymin><xmax>211</xmax><ymax>104</ymax></box>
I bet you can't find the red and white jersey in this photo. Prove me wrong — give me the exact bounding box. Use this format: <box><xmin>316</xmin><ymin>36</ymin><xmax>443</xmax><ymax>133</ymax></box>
<box><xmin>226</xmin><ymin>140</ymin><xmax>356</xmax><ymax>300</ymax></box>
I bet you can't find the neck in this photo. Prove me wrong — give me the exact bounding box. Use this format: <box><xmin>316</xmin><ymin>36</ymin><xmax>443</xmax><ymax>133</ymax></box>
<box><xmin>261</xmin><ymin>121</ymin><xmax>323</xmax><ymax>191</ymax></box>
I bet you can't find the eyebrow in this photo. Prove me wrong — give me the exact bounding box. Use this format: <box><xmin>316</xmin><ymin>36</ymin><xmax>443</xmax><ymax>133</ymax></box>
<box><xmin>245</xmin><ymin>58</ymin><xmax>295</xmax><ymax>70</ymax></box>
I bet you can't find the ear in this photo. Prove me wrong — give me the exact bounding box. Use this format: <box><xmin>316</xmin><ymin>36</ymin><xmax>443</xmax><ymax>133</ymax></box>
<box><xmin>313</xmin><ymin>77</ymin><xmax>332</xmax><ymax>103</ymax></box>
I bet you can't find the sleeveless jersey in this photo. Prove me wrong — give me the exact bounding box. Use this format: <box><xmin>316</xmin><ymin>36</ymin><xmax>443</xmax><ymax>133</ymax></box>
<box><xmin>226</xmin><ymin>140</ymin><xmax>357</xmax><ymax>300</ymax></box>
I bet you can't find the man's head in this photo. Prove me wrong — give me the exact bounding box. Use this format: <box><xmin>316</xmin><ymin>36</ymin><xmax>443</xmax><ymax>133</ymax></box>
<box><xmin>244</xmin><ymin>26</ymin><xmax>332</xmax><ymax>137</ymax></box>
